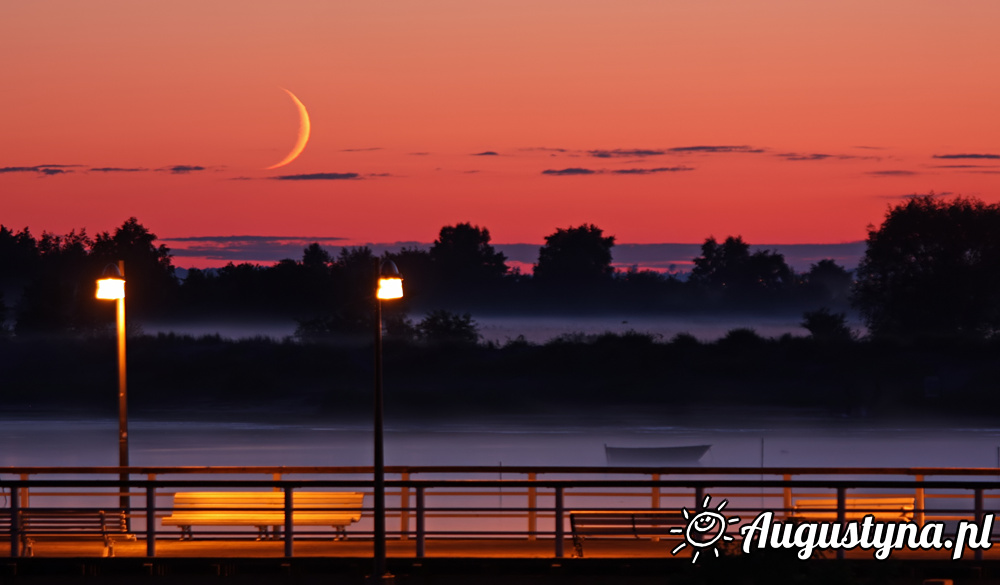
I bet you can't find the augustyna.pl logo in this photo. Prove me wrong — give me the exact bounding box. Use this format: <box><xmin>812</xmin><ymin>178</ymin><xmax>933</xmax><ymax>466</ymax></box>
<box><xmin>668</xmin><ymin>493</ymin><xmax>994</xmax><ymax>562</ymax></box>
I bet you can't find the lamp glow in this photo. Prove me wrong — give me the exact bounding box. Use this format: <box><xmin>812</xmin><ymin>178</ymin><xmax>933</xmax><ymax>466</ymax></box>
<box><xmin>376</xmin><ymin>277</ymin><xmax>403</xmax><ymax>300</ymax></box>
<box><xmin>96</xmin><ymin>277</ymin><xmax>125</xmax><ymax>300</ymax></box>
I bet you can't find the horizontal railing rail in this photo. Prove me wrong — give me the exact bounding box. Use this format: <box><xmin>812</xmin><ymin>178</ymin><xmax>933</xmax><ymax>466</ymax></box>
<box><xmin>5</xmin><ymin>465</ymin><xmax>1000</xmax><ymax>476</ymax></box>
<box><xmin>3</xmin><ymin>467</ymin><xmax>1000</xmax><ymax>560</ymax></box>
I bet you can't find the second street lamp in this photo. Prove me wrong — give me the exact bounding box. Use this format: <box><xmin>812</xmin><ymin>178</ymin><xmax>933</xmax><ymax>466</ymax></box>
<box><xmin>373</xmin><ymin>259</ymin><xmax>402</xmax><ymax>583</ymax></box>
<box><xmin>96</xmin><ymin>261</ymin><xmax>130</xmax><ymax>527</ymax></box>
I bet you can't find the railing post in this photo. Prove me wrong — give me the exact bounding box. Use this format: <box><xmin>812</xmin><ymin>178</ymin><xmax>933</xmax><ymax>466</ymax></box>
<box><xmin>651</xmin><ymin>473</ymin><xmax>661</xmax><ymax>542</ymax></box>
<box><xmin>9</xmin><ymin>486</ymin><xmax>19</xmax><ymax>557</ymax></box>
<box><xmin>146</xmin><ymin>483</ymin><xmax>156</xmax><ymax>557</ymax></box>
<box><xmin>836</xmin><ymin>487</ymin><xmax>846</xmax><ymax>560</ymax></box>
<box><xmin>120</xmin><ymin>468</ymin><xmax>131</xmax><ymax>533</ymax></box>
<box><xmin>975</xmin><ymin>487</ymin><xmax>984</xmax><ymax>561</ymax></box>
<box><xmin>554</xmin><ymin>486</ymin><xmax>564</xmax><ymax>558</ymax></box>
<box><xmin>415</xmin><ymin>486</ymin><xmax>425</xmax><ymax>558</ymax></box>
<box><xmin>19</xmin><ymin>473</ymin><xmax>29</xmax><ymax>508</ymax></box>
<box><xmin>528</xmin><ymin>472</ymin><xmax>537</xmax><ymax>541</ymax></box>
<box><xmin>783</xmin><ymin>474</ymin><xmax>792</xmax><ymax>519</ymax></box>
<box><xmin>915</xmin><ymin>475</ymin><xmax>925</xmax><ymax>527</ymax></box>
<box><xmin>283</xmin><ymin>486</ymin><xmax>294</xmax><ymax>558</ymax></box>
<box><xmin>695</xmin><ymin>486</ymin><xmax>704</xmax><ymax>510</ymax></box>
<box><xmin>273</xmin><ymin>473</ymin><xmax>281</xmax><ymax>492</ymax></box>
<box><xmin>400</xmin><ymin>471</ymin><xmax>410</xmax><ymax>541</ymax></box>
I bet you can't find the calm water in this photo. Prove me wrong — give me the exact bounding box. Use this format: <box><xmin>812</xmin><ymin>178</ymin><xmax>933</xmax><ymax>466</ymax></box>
<box><xmin>1</xmin><ymin>415</ymin><xmax>996</xmax><ymax>470</ymax></box>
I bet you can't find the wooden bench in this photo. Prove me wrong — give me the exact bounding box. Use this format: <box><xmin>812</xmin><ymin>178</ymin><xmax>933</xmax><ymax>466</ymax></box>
<box><xmin>8</xmin><ymin>509</ymin><xmax>131</xmax><ymax>557</ymax></box>
<box><xmin>161</xmin><ymin>491</ymin><xmax>364</xmax><ymax>540</ymax></box>
<box><xmin>792</xmin><ymin>497</ymin><xmax>915</xmax><ymax>522</ymax></box>
<box><xmin>569</xmin><ymin>510</ymin><xmax>686</xmax><ymax>557</ymax></box>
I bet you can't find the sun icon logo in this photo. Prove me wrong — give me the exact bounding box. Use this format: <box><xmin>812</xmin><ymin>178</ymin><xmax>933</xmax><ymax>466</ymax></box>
<box><xmin>668</xmin><ymin>494</ymin><xmax>740</xmax><ymax>563</ymax></box>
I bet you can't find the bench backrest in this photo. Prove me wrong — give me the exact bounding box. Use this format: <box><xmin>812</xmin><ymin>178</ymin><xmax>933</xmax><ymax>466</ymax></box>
<box><xmin>571</xmin><ymin>510</ymin><xmax>686</xmax><ymax>536</ymax></box>
<box><xmin>171</xmin><ymin>491</ymin><xmax>363</xmax><ymax>511</ymax></box>
<box><xmin>794</xmin><ymin>498</ymin><xmax>914</xmax><ymax>510</ymax></box>
<box><xmin>15</xmin><ymin>509</ymin><xmax>128</xmax><ymax>535</ymax></box>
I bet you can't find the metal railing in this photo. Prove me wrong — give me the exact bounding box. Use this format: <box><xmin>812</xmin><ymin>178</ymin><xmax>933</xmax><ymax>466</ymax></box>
<box><xmin>3</xmin><ymin>466</ymin><xmax>1000</xmax><ymax>559</ymax></box>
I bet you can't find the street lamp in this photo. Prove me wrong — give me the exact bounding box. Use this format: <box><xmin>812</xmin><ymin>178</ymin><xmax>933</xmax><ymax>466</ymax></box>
<box><xmin>373</xmin><ymin>259</ymin><xmax>402</xmax><ymax>583</ymax></box>
<box><xmin>96</xmin><ymin>261</ymin><xmax>129</xmax><ymax>525</ymax></box>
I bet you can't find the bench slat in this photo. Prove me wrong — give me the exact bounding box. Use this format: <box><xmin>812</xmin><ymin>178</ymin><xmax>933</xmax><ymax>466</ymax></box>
<box><xmin>161</xmin><ymin>491</ymin><xmax>365</xmax><ymax>539</ymax></box>
<box><xmin>793</xmin><ymin>497</ymin><xmax>915</xmax><ymax>521</ymax></box>
<box><xmin>13</xmin><ymin>509</ymin><xmax>131</xmax><ymax>558</ymax></box>
<box><xmin>570</xmin><ymin>510</ymin><xmax>686</xmax><ymax>557</ymax></box>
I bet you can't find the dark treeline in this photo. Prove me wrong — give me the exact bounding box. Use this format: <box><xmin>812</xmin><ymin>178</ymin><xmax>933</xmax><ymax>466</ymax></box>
<box><xmin>3</xmin><ymin>196</ymin><xmax>1000</xmax><ymax>419</ymax></box>
<box><xmin>2</xmin><ymin>195</ymin><xmax>999</xmax><ymax>344</ymax></box>
<box><xmin>0</xmin><ymin>220</ymin><xmax>854</xmax><ymax>339</ymax></box>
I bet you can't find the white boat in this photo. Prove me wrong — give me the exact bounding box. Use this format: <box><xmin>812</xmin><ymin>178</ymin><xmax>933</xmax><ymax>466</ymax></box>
<box><xmin>605</xmin><ymin>444</ymin><xmax>711</xmax><ymax>465</ymax></box>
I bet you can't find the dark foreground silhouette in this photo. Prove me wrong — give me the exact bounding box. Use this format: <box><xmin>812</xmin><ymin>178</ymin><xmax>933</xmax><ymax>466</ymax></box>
<box><xmin>2</xmin><ymin>330</ymin><xmax>998</xmax><ymax>421</ymax></box>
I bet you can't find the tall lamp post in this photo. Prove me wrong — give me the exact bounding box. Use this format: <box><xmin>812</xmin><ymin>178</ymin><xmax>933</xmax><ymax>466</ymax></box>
<box><xmin>96</xmin><ymin>261</ymin><xmax>129</xmax><ymax>525</ymax></box>
<box><xmin>373</xmin><ymin>259</ymin><xmax>402</xmax><ymax>583</ymax></box>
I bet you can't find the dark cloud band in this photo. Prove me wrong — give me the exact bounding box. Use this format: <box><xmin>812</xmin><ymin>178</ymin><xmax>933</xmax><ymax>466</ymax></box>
<box><xmin>933</xmin><ymin>153</ymin><xmax>1000</xmax><ymax>160</ymax></box>
<box><xmin>543</xmin><ymin>167</ymin><xmax>693</xmax><ymax>176</ymax></box>
<box><xmin>272</xmin><ymin>172</ymin><xmax>361</xmax><ymax>181</ymax></box>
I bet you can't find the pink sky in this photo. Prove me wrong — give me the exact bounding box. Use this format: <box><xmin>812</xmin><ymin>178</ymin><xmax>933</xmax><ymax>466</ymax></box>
<box><xmin>3</xmin><ymin>1</ymin><xmax>999</xmax><ymax>261</ymax></box>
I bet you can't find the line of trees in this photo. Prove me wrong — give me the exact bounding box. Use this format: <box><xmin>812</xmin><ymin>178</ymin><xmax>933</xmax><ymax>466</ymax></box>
<box><xmin>3</xmin><ymin>195</ymin><xmax>999</xmax><ymax>342</ymax></box>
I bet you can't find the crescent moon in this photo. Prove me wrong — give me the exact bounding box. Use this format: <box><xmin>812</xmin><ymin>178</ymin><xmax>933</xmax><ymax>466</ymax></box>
<box><xmin>266</xmin><ymin>88</ymin><xmax>311</xmax><ymax>170</ymax></box>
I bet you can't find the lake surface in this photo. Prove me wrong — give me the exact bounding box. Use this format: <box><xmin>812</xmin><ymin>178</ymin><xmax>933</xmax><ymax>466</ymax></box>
<box><xmin>2</xmin><ymin>415</ymin><xmax>996</xmax><ymax>470</ymax></box>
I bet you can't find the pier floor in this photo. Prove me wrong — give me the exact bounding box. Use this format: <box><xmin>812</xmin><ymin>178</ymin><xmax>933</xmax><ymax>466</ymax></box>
<box><xmin>7</xmin><ymin>535</ymin><xmax>1000</xmax><ymax>560</ymax></box>
<box><xmin>7</xmin><ymin>538</ymin><xmax>1000</xmax><ymax>584</ymax></box>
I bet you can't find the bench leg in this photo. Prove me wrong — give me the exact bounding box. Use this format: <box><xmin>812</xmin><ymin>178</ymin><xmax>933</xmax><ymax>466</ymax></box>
<box><xmin>572</xmin><ymin>536</ymin><xmax>584</xmax><ymax>558</ymax></box>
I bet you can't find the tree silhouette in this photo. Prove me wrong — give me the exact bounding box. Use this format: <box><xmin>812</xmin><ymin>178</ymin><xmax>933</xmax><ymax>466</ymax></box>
<box><xmin>301</xmin><ymin>243</ymin><xmax>332</xmax><ymax>271</ymax></box>
<box><xmin>801</xmin><ymin>308</ymin><xmax>853</xmax><ymax>342</ymax></box>
<box><xmin>417</xmin><ymin>309</ymin><xmax>480</xmax><ymax>345</ymax></box>
<box><xmin>383</xmin><ymin>246</ymin><xmax>433</xmax><ymax>304</ymax></box>
<box><xmin>89</xmin><ymin>218</ymin><xmax>177</xmax><ymax>316</ymax></box>
<box><xmin>13</xmin><ymin>229</ymin><xmax>97</xmax><ymax>335</ymax></box>
<box><xmin>0</xmin><ymin>292</ymin><xmax>10</xmax><ymax>336</ymax></box>
<box><xmin>0</xmin><ymin>226</ymin><xmax>40</xmax><ymax>295</ymax></box>
<box><xmin>802</xmin><ymin>259</ymin><xmax>853</xmax><ymax>306</ymax></box>
<box><xmin>689</xmin><ymin>236</ymin><xmax>793</xmax><ymax>299</ymax></box>
<box><xmin>854</xmin><ymin>196</ymin><xmax>1000</xmax><ymax>340</ymax></box>
<box><xmin>430</xmin><ymin>223</ymin><xmax>508</xmax><ymax>284</ymax></box>
<box><xmin>533</xmin><ymin>224</ymin><xmax>615</xmax><ymax>284</ymax></box>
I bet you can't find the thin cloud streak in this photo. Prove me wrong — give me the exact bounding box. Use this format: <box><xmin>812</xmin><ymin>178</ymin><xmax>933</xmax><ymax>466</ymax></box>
<box><xmin>271</xmin><ymin>172</ymin><xmax>362</xmax><ymax>181</ymax></box>
<box><xmin>0</xmin><ymin>164</ymin><xmax>79</xmax><ymax>176</ymax></box>
<box><xmin>159</xmin><ymin>165</ymin><xmax>206</xmax><ymax>174</ymax></box>
<box><xmin>610</xmin><ymin>167</ymin><xmax>694</xmax><ymax>175</ymax></box>
<box><xmin>667</xmin><ymin>145</ymin><xmax>765</xmax><ymax>154</ymax></box>
<box><xmin>542</xmin><ymin>168</ymin><xmax>597</xmax><ymax>175</ymax></box>
<box><xmin>868</xmin><ymin>170</ymin><xmax>918</xmax><ymax>176</ymax></box>
<box><xmin>879</xmin><ymin>191</ymin><xmax>953</xmax><ymax>200</ymax></box>
<box><xmin>933</xmin><ymin>153</ymin><xmax>1000</xmax><ymax>160</ymax></box>
<box><xmin>543</xmin><ymin>167</ymin><xmax>693</xmax><ymax>176</ymax></box>
<box><xmin>589</xmin><ymin>149</ymin><xmax>667</xmax><ymax>158</ymax></box>
<box><xmin>776</xmin><ymin>152</ymin><xmax>881</xmax><ymax>162</ymax></box>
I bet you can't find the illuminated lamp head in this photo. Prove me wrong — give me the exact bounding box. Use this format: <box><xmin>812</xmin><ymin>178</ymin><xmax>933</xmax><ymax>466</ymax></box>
<box><xmin>96</xmin><ymin>264</ymin><xmax>125</xmax><ymax>300</ymax></box>
<box><xmin>376</xmin><ymin>260</ymin><xmax>403</xmax><ymax>300</ymax></box>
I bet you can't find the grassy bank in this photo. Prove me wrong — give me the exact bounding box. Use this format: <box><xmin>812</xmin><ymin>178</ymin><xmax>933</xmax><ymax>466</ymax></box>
<box><xmin>2</xmin><ymin>332</ymin><xmax>999</xmax><ymax>422</ymax></box>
